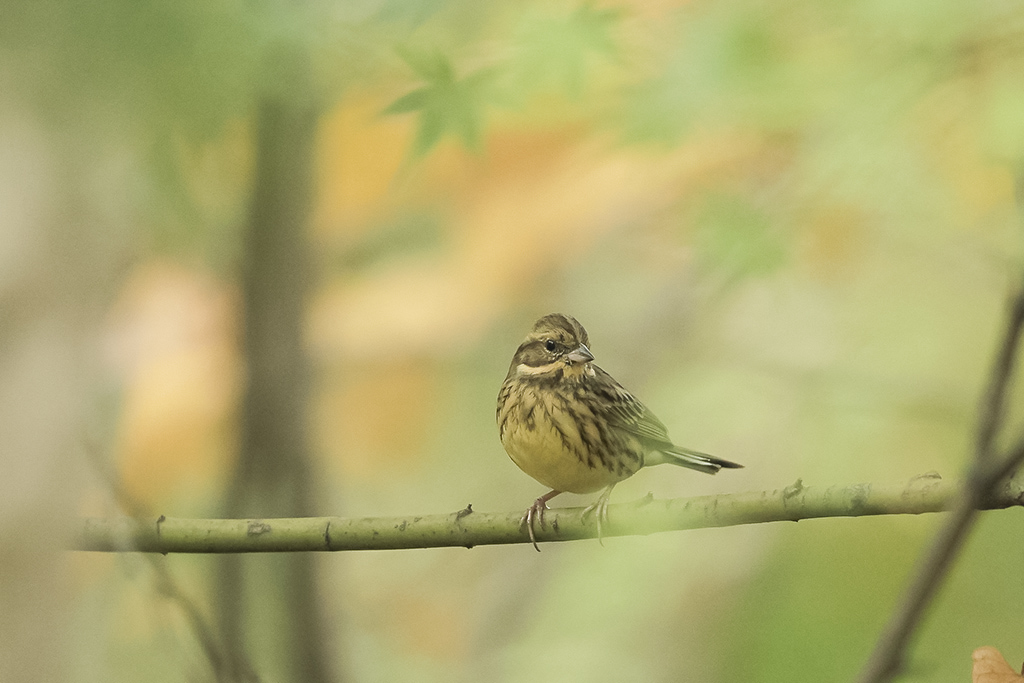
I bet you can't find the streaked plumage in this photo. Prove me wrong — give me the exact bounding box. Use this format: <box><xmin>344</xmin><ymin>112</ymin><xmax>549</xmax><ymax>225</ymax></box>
<box><xmin>497</xmin><ymin>313</ymin><xmax>742</xmax><ymax>549</ymax></box>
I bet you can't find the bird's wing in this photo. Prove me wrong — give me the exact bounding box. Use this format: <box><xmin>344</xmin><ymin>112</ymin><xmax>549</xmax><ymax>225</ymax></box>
<box><xmin>590</xmin><ymin>366</ymin><xmax>675</xmax><ymax>449</ymax></box>
<box><xmin>590</xmin><ymin>366</ymin><xmax>743</xmax><ymax>473</ymax></box>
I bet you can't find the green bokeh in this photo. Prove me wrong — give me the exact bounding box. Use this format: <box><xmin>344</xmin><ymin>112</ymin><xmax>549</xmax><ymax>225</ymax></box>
<box><xmin>17</xmin><ymin>0</ymin><xmax>1023</xmax><ymax>680</ymax></box>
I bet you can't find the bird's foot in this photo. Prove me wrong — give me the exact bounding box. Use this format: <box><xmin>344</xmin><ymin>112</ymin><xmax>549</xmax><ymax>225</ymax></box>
<box><xmin>521</xmin><ymin>490</ymin><xmax>562</xmax><ymax>551</ymax></box>
<box><xmin>581</xmin><ymin>485</ymin><xmax>616</xmax><ymax>546</ymax></box>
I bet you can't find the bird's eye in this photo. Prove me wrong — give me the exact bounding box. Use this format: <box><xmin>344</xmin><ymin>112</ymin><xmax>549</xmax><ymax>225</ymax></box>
<box><xmin>544</xmin><ymin>339</ymin><xmax>557</xmax><ymax>352</ymax></box>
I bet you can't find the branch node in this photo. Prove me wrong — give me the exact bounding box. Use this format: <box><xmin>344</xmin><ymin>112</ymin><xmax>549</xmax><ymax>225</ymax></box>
<box><xmin>455</xmin><ymin>504</ymin><xmax>473</xmax><ymax>522</ymax></box>
<box><xmin>246</xmin><ymin>521</ymin><xmax>271</xmax><ymax>536</ymax></box>
<box><xmin>783</xmin><ymin>478</ymin><xmax>805</xmax><ymax>500</ymax></box>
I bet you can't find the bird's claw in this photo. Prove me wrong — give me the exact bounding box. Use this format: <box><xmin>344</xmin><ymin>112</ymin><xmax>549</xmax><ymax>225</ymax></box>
<box><xmin>521</xmin><ymin>497</ymin><xmax>550</xmax><ymax>552</ymax></box>
<box><xmin>520</xmin><ymin>490</ymin><xmax>563</xmax><ymax>551</ymax></box>
<box><xmin>581</xmin><ymin>485</ymin><xmax>614</xmax><ymax>546</ymax></box>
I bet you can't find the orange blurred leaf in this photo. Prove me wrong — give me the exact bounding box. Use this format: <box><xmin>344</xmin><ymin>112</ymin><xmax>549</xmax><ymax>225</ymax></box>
<box><xmin>973</xmin><ymin>647</ymin><xmax>1024</xmax><ymax>683</ymax></box>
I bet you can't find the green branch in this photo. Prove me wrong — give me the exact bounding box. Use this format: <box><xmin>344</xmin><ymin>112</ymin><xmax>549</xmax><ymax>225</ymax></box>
<box><xmin>72</xmin><ymin>475</ymin><xmax>1024</xmax><ymax>553</ymax></box>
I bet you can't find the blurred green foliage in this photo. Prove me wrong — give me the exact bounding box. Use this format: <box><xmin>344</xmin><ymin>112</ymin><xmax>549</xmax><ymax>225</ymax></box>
<box><xmin>694</xmin><ymin>192</ymin><xmax>788</xmax><ymax>280</ymax></box>
<box><xmin>385</xmin><ymin>49</ymin><xmax>497</xmax><ymax>154</ymax></box>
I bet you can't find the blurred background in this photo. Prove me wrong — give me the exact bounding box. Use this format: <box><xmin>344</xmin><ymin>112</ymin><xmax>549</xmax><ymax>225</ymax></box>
<box><xmin>3</xmin><ymin>0</ymin><xmax>1024</xmax><ymax>681</ymax></box>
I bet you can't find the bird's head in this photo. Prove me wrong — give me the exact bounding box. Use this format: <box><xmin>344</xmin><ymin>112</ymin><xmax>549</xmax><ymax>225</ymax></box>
<box><xmin>509</xmin><ymin>313</ymin><xmax>595</xmax><ymax>377</ymax></box>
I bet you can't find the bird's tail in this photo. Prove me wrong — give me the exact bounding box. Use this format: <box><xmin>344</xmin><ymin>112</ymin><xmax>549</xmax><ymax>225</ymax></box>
<box><xmin>655</xmin><ymin>446</ymin><xmax>744</xmax><ymax>474</ymax></box>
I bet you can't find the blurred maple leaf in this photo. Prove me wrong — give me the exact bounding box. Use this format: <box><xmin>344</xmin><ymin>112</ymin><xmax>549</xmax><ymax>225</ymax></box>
<box><xmin>511</xmin><ymin>3</ymin><xmax>621</xmax><ymax>96</ymax></box>
<box><xmin>973</xmin><ymin>647</ymin><xmax>1024</xmax><ymax>683</ymax></box>
<box><xmin>384</xmin><ymin>47</ymin><xmax>496</xmax><ymax>155</ymax></box>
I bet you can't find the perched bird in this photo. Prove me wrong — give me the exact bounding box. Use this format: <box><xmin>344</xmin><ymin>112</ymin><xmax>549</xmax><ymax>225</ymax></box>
<box><xmin>497</xmin><ymin>313</ymin><xmax>742</xmax><ymax>550</ymax></box>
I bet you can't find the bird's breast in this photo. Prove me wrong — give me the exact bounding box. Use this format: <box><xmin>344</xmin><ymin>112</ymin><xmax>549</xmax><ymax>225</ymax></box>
<box><xmin>498</xmin><ymin>382</ymin><xmax>630</xmax><ymax>494</ymax></box>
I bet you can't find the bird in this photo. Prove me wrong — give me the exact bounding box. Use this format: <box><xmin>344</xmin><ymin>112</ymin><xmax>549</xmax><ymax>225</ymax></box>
<box><xmin>496</xmin><ymin>313</ymin><xmax>742</xmax><ymax>550</ymax></box>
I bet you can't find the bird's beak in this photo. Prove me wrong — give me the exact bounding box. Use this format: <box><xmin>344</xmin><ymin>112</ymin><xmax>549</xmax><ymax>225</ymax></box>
<box><xmin>567</xmin><ymin>344</ymin><xmax>595</xmax><ymax>364</ymax></box>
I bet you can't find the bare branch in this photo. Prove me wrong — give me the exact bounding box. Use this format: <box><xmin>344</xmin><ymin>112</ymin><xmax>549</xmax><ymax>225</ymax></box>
<box><xmin>71</xmin><ymin>476</ymin><xmax>1024</xmax><ymax>554</ymax></box>
<box><xmin>82</xmin><ymin>443</ymin><xmax>261</xmax><ymax>682</ymax></box>
<box><xmin>855</xmin><ymin>486</ymin><xmax>983</xmax><ymax>683</ymax></box>
<box><xmin>975</xmin><ymin>290</ymin><xmax>1024</xmax><ymax>463</ymax></box>
<box><xmin>857</xmin><ymin>283</ymin><xmax>1024</xmax><ymax>683</ymax></box>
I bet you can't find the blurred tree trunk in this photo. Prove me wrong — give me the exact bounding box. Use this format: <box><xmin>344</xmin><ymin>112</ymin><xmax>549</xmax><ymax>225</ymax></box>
<box><xmin>218</xmin><ymin>52</ymin><xmax>337</xmax><ymax>683</ymax></box>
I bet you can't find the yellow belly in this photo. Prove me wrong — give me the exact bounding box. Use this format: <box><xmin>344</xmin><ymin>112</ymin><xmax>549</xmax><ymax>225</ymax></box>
<box><xmin>500</xmin><ymin>397</ymin><xmax>624</xmax><ymax>494</ymax></box>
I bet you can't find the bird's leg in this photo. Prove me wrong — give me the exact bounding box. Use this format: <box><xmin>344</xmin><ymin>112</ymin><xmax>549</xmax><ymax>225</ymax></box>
<box><xmin>581</xmin><ymin>484</ymin><xmax>617</xmax><ymax>546</ymax></box>
<box><xmin>521</xmin><ymin>490</ymin><xmax>562</xmax><ymax>552</ymax></box>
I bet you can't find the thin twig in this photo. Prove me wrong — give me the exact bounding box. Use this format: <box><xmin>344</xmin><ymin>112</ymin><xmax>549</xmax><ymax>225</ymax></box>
<box><xmin>984</xmin><ymin>431</ymin><xmax>1024</xmax><ymax>485</ymax></box>
<box><xmin>82</xmin><ymin>445</ymin><xmax>260</xmax><ymax>682</ymax></box>
<box><xmin>855</xmin><ymin>488</ymin><xmax>983</xmax><ymax>683</ymax></box>
<box><xmin>857</xmin><ymin>284</ymin><xmax>1024</xmax><ymax>683</ymax></box>
<box><xmin>975</xmin><ymin>290</ymin><xmax>1024</xmax><ymax>462</ymax></box>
